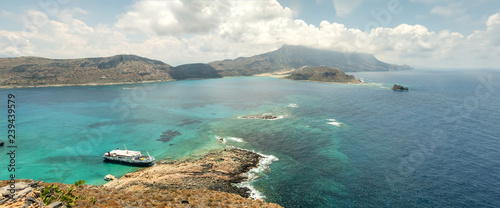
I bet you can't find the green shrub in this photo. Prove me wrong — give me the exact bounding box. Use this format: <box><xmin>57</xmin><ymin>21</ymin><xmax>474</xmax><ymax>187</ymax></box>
<box><xmin>40</xmin><ymin>180</ymin><xmax>87</xmax><ymax>207</ymax></box>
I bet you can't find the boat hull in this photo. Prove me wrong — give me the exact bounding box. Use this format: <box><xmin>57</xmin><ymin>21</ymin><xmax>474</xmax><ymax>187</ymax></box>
<box><xmin>103</xmin><ymin>157</ymin><xmax>155</xmax><ymax>167</ymax></box>
<box><xmin>102</xmin><ymin>149</ymin><xmax>155</xmax><ymax>167</ymax></box>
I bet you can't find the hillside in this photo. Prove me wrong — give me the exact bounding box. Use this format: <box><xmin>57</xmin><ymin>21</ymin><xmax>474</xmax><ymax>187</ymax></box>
<box><xmin>209</xmin><ymin>45</ymin><xmax>412</xmax><ymax>76</ymax></box>
<box><xmin>170</xmin><ymin>63</ymin><xmax>223</xmax><ymax>80</ymax></box>
<box><xmin>284</xmin><ymin>66</ymin><xmax>361</xmax><ymax>83</ymax></box>
<box><xmin>0</xmin><ymin>55</ymin><xmax>172</xmax><ymax>87</ymax></box>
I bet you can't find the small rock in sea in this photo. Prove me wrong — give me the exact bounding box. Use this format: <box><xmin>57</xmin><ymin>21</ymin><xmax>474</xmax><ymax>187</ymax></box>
<box><xmin>392</xmin><ymin>84</ymin><xmax>409</xmax><ymax>91</ymax></box>
<box><xmin>104</xmin><ymin>174</ymin><xmax>116</xmax><ymax>181</ymax></box>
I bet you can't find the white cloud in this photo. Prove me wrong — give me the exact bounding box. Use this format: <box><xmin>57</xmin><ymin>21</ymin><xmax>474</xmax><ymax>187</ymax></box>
<box><xmin>1</xmin><ymin>1</ymin><xmax>499</xmax><ymax>68</ymax></box>
<box><xmin>430</xmin><ymin>3</ymin><xmax>466</xmax><ymax>17</ymax></box>
<box><xmin>410</xmin><ymin>0</ymin><xmax>437</xmax><ymax>4</ymax></box>
<box><xmin>1</xmin><ymin>10</ymin><xmax>12</xmax><ymax>17</ymax></box>
<box><xmin>115</xmin><ymin>0</ymin><xmax>232</xmax><ymax>36</ymax></box>
<box><xmin>486</xmin><ymin>13</ymin><xmax>500</xmax><ymax>27</ymax></box>
<box><xmin>331</xmin><ymin>0</ymin><xmax>363</xmax><ymax>18</ymax></box>
<box><xmin>467</xmin><ymin>13</ymin><xmax>500</xmax><ymax>50</ymax></box>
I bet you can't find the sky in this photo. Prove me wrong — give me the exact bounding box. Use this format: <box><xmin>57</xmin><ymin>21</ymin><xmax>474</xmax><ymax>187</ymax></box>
<box><xmin>0</xmin><ymin>0</ymin><xmax>499</xmax><ymax>68</ymax></box>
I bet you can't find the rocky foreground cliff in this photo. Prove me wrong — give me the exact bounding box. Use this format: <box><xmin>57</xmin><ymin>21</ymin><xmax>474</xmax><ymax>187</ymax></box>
<box><xmin>0</xmin><ymin>148</ymin><xmax>282</xmax><ymax>208</ymax></box>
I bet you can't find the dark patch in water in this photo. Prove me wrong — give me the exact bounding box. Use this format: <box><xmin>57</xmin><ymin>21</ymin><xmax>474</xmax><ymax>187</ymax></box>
<box><xmin>88</xmin><ymin>119</ymin><xmax>152</xmax><ymax>128</ymax></box>
<box><xmin>38</xmin><ymin>155</ymin><xmax>100</xmax><ymax>165</ymax></box>
<box><xmin>176</xmin><ymin>118</ymin><xmax>202</xmax><ymax>127</ymax></box>
<box><xmin>157</xmin><ymin>130</ymin><xmax>182</xmax><ymax>143</ymax></box>
<box><xmin>181</xmin><ymin>102</ymin><xmax>207</xmax><ymax>109</ymax></box>
<box><xmin>169</xmin><ymin>144</ymin><xmax>174</xmax><ymax>146</ymax></box>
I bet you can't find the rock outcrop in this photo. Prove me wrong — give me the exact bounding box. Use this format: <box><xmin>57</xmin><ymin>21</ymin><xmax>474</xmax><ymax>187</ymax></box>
<box><xmin>238</xmin><ymin>114</ymin><xmax>281</xmax><ymax>120</ymax></box>
<box><xmin>104</xmin><ymin>148</ymin><xmax>262</xmax><ymax>198</ymax></box>
<box><xmin>392</xmin><ymin>84</ymin><xmax>409</xmax><ymax>91</ymax></box>
<box><xmin>0</xmin><ymin>181</ymin><xmax>43</xmax><ymax>207</ymax></box>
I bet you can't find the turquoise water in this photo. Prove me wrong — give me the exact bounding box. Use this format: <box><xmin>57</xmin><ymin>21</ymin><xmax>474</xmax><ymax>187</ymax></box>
<box><xmin>1</xmin><ymin>70</ymin><xmax>500</xmax><ymax>207</ymax></box>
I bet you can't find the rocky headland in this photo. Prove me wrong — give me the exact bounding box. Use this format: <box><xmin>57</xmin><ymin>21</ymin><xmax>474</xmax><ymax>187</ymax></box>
<box><xmin>104</xmin><ymin>148</ymin><xmax>263</xmax><ymax>197</ymax></box>
<box><xmin>0</xmin><ymin>148</ymin><xmax>282</xmax><ymax>208</ymax></box>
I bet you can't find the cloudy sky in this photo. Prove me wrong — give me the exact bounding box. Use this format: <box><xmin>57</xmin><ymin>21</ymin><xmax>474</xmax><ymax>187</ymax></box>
<box><xmin>1</xmin><ymin>0</ymin><xmax>499</xmax><ymax>68</ymax></box>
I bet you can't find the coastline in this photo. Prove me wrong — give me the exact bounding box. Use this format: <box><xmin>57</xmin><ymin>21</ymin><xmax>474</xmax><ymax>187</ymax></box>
<box><xmin>252</xmin><ymin>69</ymin><xmax>296</xmax><ymax>78</ymax></box>
<box><xmin>0</xmin><ymin>75</ymin><xmax>363</xmax><ymax>89</ymax></box>
<box><xmin>0</xmin><ymin>79</ymin><xmax>173</xmax><ymax>89</ymax></box>
<box><xmin>0</xmin><ymin>148</ymin><xmax>282</xmax><ymax>207</ymax></box>
<box><xmin>104</xmin><ymin>148</ymin><xmax>271</xmax><ymax>198</ymax></box>
<box><xmin>280</xmin><ymin>77</ymin><xmax>363</xmax><ymax>84</ymax></box>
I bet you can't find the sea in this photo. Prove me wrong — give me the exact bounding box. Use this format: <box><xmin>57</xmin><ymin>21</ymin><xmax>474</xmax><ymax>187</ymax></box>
<box><xmin>1</xmin><ymin>69</ymin><xmax>500</xmax><ymax>207</ymax></box>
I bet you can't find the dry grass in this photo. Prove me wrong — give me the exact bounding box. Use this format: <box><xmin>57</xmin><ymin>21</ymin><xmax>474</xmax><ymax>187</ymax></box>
<box><xmin>0</xmin><ymin>149</ymin><xmax>283</xmax><ymax>208</ymax></box>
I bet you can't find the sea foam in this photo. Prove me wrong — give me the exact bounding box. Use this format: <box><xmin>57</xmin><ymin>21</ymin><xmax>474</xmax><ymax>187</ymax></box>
<box><xmin>327</xmin><ymin>119</ymin><xmax>343</xmax><ymax>127</ymax></box>
<box><xmin>233</xmin><ymin>148</ymin><xmax>279</xmax><ymax>199</ymax></box>
<box><xmin>227</xmin><ymin>137</ymin><xmax>245</xmax><ymax>143</ymax></box>
<box><xmin>288</xmin><ymin>103</ymin><xmax>299</xmax><ymax>108</ymax></box>
<box><xmin>215</xmin><ymin>135</ymin><xmax>226</xmax><ymax>143</ymax></box>
<box><xmin>216</xmin><ymin>136</ymin><xmax>245</xmax><ymax>143</ymax></box>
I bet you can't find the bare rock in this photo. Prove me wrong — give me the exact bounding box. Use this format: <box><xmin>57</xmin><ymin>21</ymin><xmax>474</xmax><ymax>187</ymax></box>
<box><xmin>392</xmin><ymin>84</ymin><xmax>409</xmax><ymax>91</ymax></box>
<box><xmin>13</xmin><ymin>187</ymin><xmax>32</xmax><ymax>200</ymax></box>
<box><xmin>47</xmin><ymin>201</ymin><xmax>63</xmax><ymax>208</ymax></box>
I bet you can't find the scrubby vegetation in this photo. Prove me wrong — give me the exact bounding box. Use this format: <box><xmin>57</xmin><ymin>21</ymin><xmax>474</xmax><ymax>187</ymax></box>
<box><xmin>0</xmin><ymin>180</ymin><xmax>282</xmax><ymax>207</ymax></box>
<box><xmin>0</xmin><ymin>55</ymin><xmax>172</xmax><ymax>87</ymax></box>
<box><xmin>40</xmin><ymin>180</ymin><xmax>87</xmax><ymax>207</ymax></box>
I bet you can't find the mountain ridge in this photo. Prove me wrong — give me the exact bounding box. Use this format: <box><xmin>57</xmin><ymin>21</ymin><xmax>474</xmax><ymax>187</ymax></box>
<box><xmin>0</xmin><ymin>45</ymin><xmax>412</xmax><ymax>87</ymax></box>
<box><xmin>209</xmin><ymin>45</ymin><xmax>412</xmax><ymax>76</ymax></box>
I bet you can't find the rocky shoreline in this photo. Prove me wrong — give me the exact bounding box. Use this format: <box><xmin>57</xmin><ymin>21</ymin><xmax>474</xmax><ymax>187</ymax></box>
<box><xmin>0</xmin><ymin>148</ymin><xmax>282</xmax><ymax>207</ymax></box>
<box><xmin>104</xmin><ymin>148</ymin><xmax>263</xmax><ymax>197</ymax></box>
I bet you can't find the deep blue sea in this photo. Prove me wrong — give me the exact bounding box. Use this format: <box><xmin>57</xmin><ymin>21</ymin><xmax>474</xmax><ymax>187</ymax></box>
<box><xmin>1</xmin><ymin>69</ymin><xmax>500</xmax><ymax>207</ymax></box>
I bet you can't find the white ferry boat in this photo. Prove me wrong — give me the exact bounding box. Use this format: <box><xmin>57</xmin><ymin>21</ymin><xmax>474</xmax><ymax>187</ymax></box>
<box><xmin>103</xmin><ymin>145</ymin><xmax>155</xmax><ymax>166</ymax></box>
